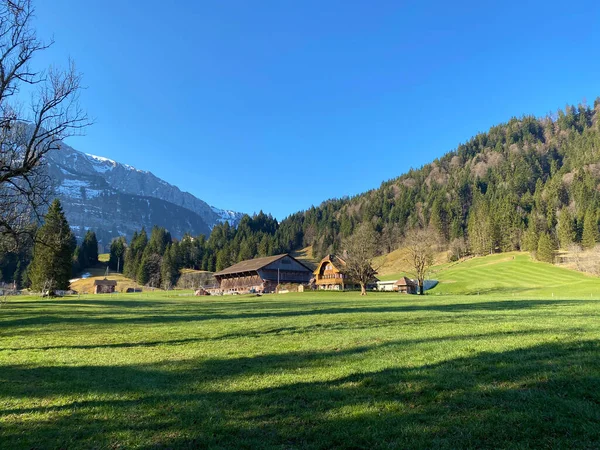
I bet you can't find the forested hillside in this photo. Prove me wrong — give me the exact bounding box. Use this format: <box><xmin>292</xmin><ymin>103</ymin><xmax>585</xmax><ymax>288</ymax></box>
<box><xmin>3</xmin><ymin>99</ymin><xmax>600</xmax><ymax>286</ymax></box>
<box><xmin>289</xmin><ymin>98</ymin><xmax>600</xmax><ymax>260</ymax></box>
<box><xmin>112</xmin><ymin>97</ymin><xmax>600</xmax><ymax>287</ymax></box>
<box><xmin>221</xmin><ymin>98</ymin><xmax>600</xmax><ymax>264</ymax></box>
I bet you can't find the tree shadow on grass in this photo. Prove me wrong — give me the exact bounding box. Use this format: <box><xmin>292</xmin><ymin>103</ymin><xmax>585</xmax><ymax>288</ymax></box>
<box><xmin>1</xmin><ymin>339</ymin><xmax>599</xmax><ymax>449</ymax></box>
<box><xmin>0</xmin><ymin>299</ymin><xmax>591</xmax><ymax>329</ymax></box>
<box><xmin>2</xmin><ymin>327</ymin><xmax>550</xmax><ymax>352</ymax></box>
<box><xmin>7</xmin><ymin>298</ymin><xmax>174</xmax><ymax>308</ymax></box>
<box><xmin>459</xmin><ymin>286</ymin><xmax>537</xmax><ymax>296</ymax></box>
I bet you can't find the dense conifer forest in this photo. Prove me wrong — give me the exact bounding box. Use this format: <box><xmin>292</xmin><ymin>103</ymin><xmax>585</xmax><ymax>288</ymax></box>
<box><xmin>2</xmin><ymin>99</ymin><xmax>600</xmax><ymax>288</ymax></box>
<box><xmin>112</xmin><ymin>98</ymin><xmax>600</xmax><ymax>287</ymax></box>
<box><xmin>205</xmin><ymin>98</ymin><xmax>600</xmax><ymax>264</ymax></box>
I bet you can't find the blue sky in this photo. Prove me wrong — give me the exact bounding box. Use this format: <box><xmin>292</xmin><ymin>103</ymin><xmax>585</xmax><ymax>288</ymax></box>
<box><xmin>32</xmin><ymin>1</ymin><xmax>600</xmax><ymax>219</ymax></box>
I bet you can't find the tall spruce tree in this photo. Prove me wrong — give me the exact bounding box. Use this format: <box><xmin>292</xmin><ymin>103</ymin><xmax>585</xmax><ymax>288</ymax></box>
<box><xmin>581</xmin><ymin>209</ymin><xmax>599</xmax><ymax>250</ymax></box>
<box><xmin>123</xmin><ymin>229</ymin><xmax>147</xmax><ymax>280</ymax></box>
<box><xmin>523</xmin><ymin>220</ymin><xmax>540</xmax><ymax>253</ymax></box>
<box><xmin>557</xmin><ymin>209</ymin><xmax>576</xmax><ymax>249</ymax></box>
<box><xmin>536</xmin><ymin>232</ymin><xmax>556</xmax><ymax>264</ymax></box>
<box><xmin>160</xmin><ymin>244</ymin><xmax>178</xmax><ymax>289</ymax></box>
<box><xmin>28</xmin><ymin>200</ymin><xmax>76</xmax><ymax>293</ymax></box>
<box><xmin>109</xmin><ymin>236</ymin><xmax>126</xmax><ymax>272</ymax></box>
<box><xmin>137</xmin><ymin>251</ymin><xmax>150</xmax><ymax>286</ymax></box>
<box><xmin>81</xmin><ymin>231</ymin><xmax>99</xmax><ymax>268</ymax></box>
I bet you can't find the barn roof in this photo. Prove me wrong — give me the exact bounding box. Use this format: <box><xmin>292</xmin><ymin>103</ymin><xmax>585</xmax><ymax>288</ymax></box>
<box><xmin>395</xmin><ymin>276</ymin><xmax>416</xmax><ymax>286</ymax></box>
<box><xmin>94</xmin><ymin>278</ymin><xmax>117</xmax><ymax>286</ymax></box>
<box><xmin>214</xmin><ymin>254</ymin><xmax>313</xmax><ymax>277</ymax></box>
<box><xmin>314</xmin><ymin>254</ymin><xmax>347</xmax><ymax>275</ymax></box>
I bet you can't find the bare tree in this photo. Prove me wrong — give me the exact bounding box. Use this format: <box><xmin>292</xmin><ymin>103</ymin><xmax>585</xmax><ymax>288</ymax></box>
<box><xmin>404</xmin><ymin>227</ymin><xmax>440</xmax><ymax>295</ymax></box>
<box><xmin>448</xmin><ymin>236</ymin><xmax>468</xmax><ymax>262</ymax></box>
<box><xmin>590</xmin><ymin>245</ymin><xmax>600</xmax><ymax>276</ymax></box>
<box><xmin>340</xmin><ymin>223</ymin><xmax>379</xmax><ymax>295</ymax></box>
<box><xmin>568</xmin><ymin>243</ymin><xmax>583</xmax><ymax>271</ymax></box>
<box><xmin>0</xmin><ymin>0</ymin><xmax>89</xmax><ymax>244</ymax></box>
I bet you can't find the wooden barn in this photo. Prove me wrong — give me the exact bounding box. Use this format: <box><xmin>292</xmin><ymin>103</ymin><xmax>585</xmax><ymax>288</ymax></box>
<box><xmin>313</xmin><ymin>254</ymin><xmax>361</xmax><ymax>290</ymax></box>
<box><xmin>394</xmin><ymin>276</ymin><xmax>417</xmax><ymax>294</ymax></box>
<box><xmin>214</xmin><ymin>254</ymin><xmax>313</xmax><ymax>294</ymax></box>
<box><xmin>94</xmin><ymin>278</ymin><xmax>117</xmax><ymax>294</ymax></box>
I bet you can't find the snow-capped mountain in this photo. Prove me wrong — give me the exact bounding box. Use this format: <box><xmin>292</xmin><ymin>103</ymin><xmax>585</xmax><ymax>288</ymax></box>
<box><xmin>45</xmin><ymin>143</ymin><xmax>243</xmax><ymax>249</ymax></box>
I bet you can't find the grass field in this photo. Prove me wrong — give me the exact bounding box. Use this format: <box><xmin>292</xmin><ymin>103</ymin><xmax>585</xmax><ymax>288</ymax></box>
<box><xmin>2</xmin><ymin>255</ymin><xmax>600</xmax><ymax>448</ymax></box>
<box><xmin>380</xmin><ymin>251</ymin><xmax>600</xmax><ymax>296</ymax></box>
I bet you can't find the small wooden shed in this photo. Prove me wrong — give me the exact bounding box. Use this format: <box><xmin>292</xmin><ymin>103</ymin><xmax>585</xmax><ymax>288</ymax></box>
<box><xmin>94</xmin><ymin>278</ymin><xmax>117</xmax><ymax>294</ymax></box>
<box><xmin>394</xmin><ymin>277</ymin><xmax>417</xmax><ymax>294</ymax></box>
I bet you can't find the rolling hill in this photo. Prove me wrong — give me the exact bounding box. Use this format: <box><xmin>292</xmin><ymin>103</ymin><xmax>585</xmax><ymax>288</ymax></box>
<box><xmin>380</xmin><ymin>251</ymin><xmax>600</xmax><ymax>298</ymax></box>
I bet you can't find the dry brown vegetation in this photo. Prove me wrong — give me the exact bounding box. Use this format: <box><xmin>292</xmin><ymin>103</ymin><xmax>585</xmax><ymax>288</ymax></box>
<box><xmin>69</xmin><ymin>270</ymin><xmax>142</xmax><ymax>294</ymax></box>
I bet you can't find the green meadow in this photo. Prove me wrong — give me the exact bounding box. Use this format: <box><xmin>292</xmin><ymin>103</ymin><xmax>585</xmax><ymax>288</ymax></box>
<box><xmin>1</xmin><ymin>253</ymin><xmax>600</xmax><ymax>449</ymax></box>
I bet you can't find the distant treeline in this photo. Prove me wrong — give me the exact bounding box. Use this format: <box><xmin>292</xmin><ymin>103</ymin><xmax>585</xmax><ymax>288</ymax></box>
<box><xmin>115</xmin><ymin>212</ymin><xmax>291</xmax><ymax>288</ymax></box>
<box><xmin>115</xmin><ymin>97</ymin><xmax>600</xmax><ymax>286</ymax></box>
<box><xmin>280</xmin><ymin>98</ymin><xmax>600</xmax><ymax>262</ymax></box>
<box><xmin>203</xmin><ymin>98</ymin><xmax>600</xmax><ymax>264</ymax></box>
<box><xmin>3</xmin><ymin>98</ymin><xmax>600</xmax><ymax>287</ymax></box>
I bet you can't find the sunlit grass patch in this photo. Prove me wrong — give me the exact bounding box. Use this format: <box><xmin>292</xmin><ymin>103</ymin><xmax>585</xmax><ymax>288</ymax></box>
<box><xmin>1</xmin><ymin>290</ymin><xmax>599</xmax><ymax>448</ymax></box>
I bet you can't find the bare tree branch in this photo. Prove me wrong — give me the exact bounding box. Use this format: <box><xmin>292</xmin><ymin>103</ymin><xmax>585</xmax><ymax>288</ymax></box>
<box><xmin>340</xmin><ymin>223</ymin><xmax>380</xmax><ymax>296</ymax></box>
<box><xmin>404</xmin><ymin>226</ymin><xmax>441</xmax><ymax>295</ymax></box>
<box><xmin>0</xmin><ymin>0</ymin><xmax>91</xmax><ymax>242</ymax></box>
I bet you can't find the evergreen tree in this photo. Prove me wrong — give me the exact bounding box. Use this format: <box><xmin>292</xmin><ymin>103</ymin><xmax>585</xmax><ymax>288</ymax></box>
<box><xmin>123</xmin><ymin>229</ymin><xmax>147</xmax><ymax>280</ymax></box>
<box><xmin>160</xmin><ymin>244</ymin><xmax>179</xmax><ymax>289</ymax></box>
<box><xmin>238</xmin><ymin>240</ymin><xmax>254</xmax><ymax>262</ymax></box>
<box><xmin>467</xmin><ymin>199</ymin><xmax>494</xmax><ymax>255</ymax></box>
<box><xmin>582</xmin><ymin>209</ymin><xmax>599</xmax><ymax>249</ymax></box>
<box><xmin>109</xmin><ymin>236</ymin><xmax>127</xmax><ymax>272</ymax></box>
<box><xmin>147</xmin><ymin>226</ymin><xmax>171</xmax><ymax>255</ymax></box>
<box><xmin>429</xmin><ymin>198</ymin><xmax>449</xmax><ymax>241</ymax></box>
<box><xmin>536</xmin><ymin>232</ymin><xmax>556</xmax><ymax>263</ymax></box>
<box><xmin>137</xmin><ymin>252</ymin><xmax>150</xmax><ymax>286</ymax></box>
<box><xmin>523</xmin><ymin>221</ymin><xmax>540</xmax><ymax>253</ymax></box>
<box><xmin>258</xmin><ymin>235</ymin><xmax>271</xmax><ymax>257</ymax></box>
<box><xmin>28</xmin><ymin>200</ymin><xmax>76</xmax><ymax>293</ymax></box>
<box><xmin>123</xmin><ymin>247</ymin><xmax>135</xmax><ymax>279</ymax></box>
<box><xmin>72</xmin><ymin>246</ymin><xmax>82</xmax><ymax>277</ymax></box>
<box><xmin>557</xmin><ymin>209</ymin><xmax>576</xmax><ymax>249</ymax></box>
<box><xmin>216</xmin><ymin>247</ymin><xmax>230</xmax><ymax>271</ymax></box>
<box><xmin>81</xmin><ymin>230</ymin><xmax>99</xmax><ymax>268</ymax></box>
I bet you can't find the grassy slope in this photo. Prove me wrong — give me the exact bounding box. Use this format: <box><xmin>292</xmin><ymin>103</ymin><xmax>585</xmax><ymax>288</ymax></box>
<box><xmin>70</xmin><ymin>266</ymin><xmax>142</xmax><ymax>294</ymax></box>
<box><xmin>432</xmin><ymin>252</ymin><xmax>600</xmax><ymax>297</ymax></box>
<box><xmin>1</xmin><ymin>285</ymin><xmax>600</xmax><ymax>448</ymax></box>
<box><xmin>379</xmin><ymin>251</ymin><xmax>600</xmax><ymax>297</ymax></box>
<box><xmin>292</xmin><ymin>245</ymin><xmax>318</xmax><ymax>270</ymax></box>
<box><xmin>375</xmin><ymin>247</ymin><xmax>447</xmax><ymax>279</ymax></box>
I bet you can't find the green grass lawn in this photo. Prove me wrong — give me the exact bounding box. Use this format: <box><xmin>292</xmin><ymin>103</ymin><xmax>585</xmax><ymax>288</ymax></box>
<box><xmin>2</xmin><ymin>261</ymin><xmax>600</xmax><ymax>448</ymax></box>
<box><xmin>381</xmin><ymin>251</ymin><xmax>600</xmax><ymax>297</ymax></box>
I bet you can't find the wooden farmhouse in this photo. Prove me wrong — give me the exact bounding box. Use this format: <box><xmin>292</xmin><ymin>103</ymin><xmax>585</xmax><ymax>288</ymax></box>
<box><xmin>214</xmin><ymin>254</ymin><xmax>313</xmax><ymax>294</ymax></box>
<box><xmin>94</xmin><ymin>278</ymin><xmax>117</xmax><ymax>294</ymax></box>
<box><xmin>313</xmin><ymin>255</ymin><xmax>361</xmax><ymax>290</ymax></box>
<box><xmin>395</xmin><ymin>276</ymin><xmax>417</xmax><ymax>294</ymax></box>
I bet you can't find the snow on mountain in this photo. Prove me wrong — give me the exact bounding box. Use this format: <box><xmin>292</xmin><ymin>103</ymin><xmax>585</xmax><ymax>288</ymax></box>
<box><xmin>211</xmin><ymin>206</ymin><xmax>244</xmax><ymax>225</ymax></box>
<box><xmin>45</xmin><ymin>143</ymin><xmax>244</xmax><ymax>248</ymax></box>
